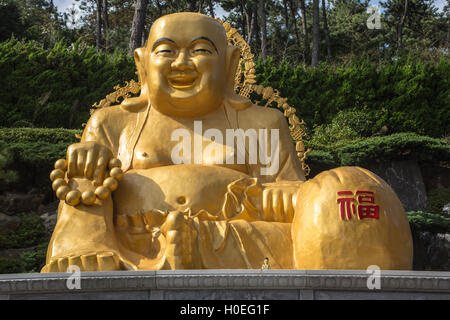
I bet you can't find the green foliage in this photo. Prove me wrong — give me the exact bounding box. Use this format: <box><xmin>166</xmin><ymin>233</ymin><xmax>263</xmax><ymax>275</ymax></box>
<box><xmin>0</xmin><ymin>257</ymin><xmax>24</xmax><ymax>274</ymax></box>
<box><xmin>20</xmin><ymin>242</ymin><xmax>47</xmax><ymax>273</ymax></box>
<box><xmin>305</xmin><ymin>149</ymin><xmax>338</xmax><ymax>177</ymax></box>
<box><xmin>0</xmin><ymin>0</ymin><xmax>24</xmax><ymax>41</ymax></box>
<box><xmin>426</xmin><ymin>188</ymin><xmax>450</xmax><ymax>216</ymax></box>
<box><xmin>0</xmin><ymin>140</ymin><xmax>19</xmax><ymax>191</ymax></box>
<box><xmin>256</xmin><ymin>57</ymin><xmax>450</xmax><ymax>138</ymax></box>
<box><xmin>0</xmin><ymin>38</ymin><xmax>136</xmax><ymax>129</ymax></box>
<box><xmin>0</xmin><ymin>212</ymin><xmax>47</xmax><ymax>250</ymax></box>
<box><xmin>0</xmin><ymin>127</ymin><xmax>81</xmax><ymax>191</ymax></box>
<box><xmin>406</xmin><ymin>211</ymin><xmax>450</xmax><ymax>234</ymax></box>
<box><xmin>310</xmin><ymin>109</ymin><xmax>374</xmax><ymax>148</ymax></box>
<box><xmin>334</xmin><ymin>133</ymin><xmax>450</xmax><ymax>166</ymax></box>
<box><xmin>0</xmin><ymin>242</ymin><xmax>48</xmax><ymax>274</ymax></box>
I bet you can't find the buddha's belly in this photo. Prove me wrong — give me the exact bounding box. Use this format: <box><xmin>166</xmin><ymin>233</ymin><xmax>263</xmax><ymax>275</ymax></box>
<box><xmin>113</xmin><ymin>164</ymin><xmax>251</xmax><ymax>218</ymax></box>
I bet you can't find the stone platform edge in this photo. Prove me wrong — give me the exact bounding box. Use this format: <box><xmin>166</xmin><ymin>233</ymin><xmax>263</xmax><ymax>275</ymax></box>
<box><xmin>0</xmin><ymin>270</ymin><xmax>449</xmax><ymax>299</ymax></box>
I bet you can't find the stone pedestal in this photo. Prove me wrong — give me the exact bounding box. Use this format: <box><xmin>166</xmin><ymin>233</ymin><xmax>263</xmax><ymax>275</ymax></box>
<box><xmin>0</xmin><ymin>270</ymin><xmax>449</xmax><ymax>300</ymax></box>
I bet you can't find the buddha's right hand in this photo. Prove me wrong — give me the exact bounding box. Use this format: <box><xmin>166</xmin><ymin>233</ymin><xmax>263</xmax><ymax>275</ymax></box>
<box><xmin>66</xmin><ymin>141</ymin><xmax>113</xmax><ymax>186</ymax></box>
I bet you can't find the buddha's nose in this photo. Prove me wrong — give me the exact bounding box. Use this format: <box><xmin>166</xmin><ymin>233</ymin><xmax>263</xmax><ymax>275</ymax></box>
<box><xmin>171</xmin><ymin>49</ymin><xmax>194</xmax><ymax>71</ymax></box>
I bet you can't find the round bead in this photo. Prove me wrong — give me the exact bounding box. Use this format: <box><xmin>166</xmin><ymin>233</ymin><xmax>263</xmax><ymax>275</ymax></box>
<box><xmin>81</xmin><ymin>191</ymin><xmax>96</xmax><ymax>205</ymax></box>
<box><xmin>50</xmin><ymin>169</ymin><xmax>65</xmax><ymax>181</ymax></box>
<box><xmin>95</xmin><ymin>186</ymin><xmax>110</xmax><ymax>200</ymax></box>
<box><xmin>109</xmin><ymin>167</ymin><xmax>124</xmax><ymax>181</ymax></box>
<box><xmin>52</xmin><ymin>178</ymin><xmax>67</xmax><ymax>191</ymax></box>
<box><xmin>108</xmin><ymin>158</ymin><xmax>122</xmax><ymax>170</ymax></box>
<box><xmin>56</xmin><ymin>185</ymin><xmax>71</xmax><ymax>200</ymax></box>
<box><xmin>54</xmin><ymin>159</ymin><xmax>67</xmax><ymax>171</ymax></box>
<box><xmin>66</xmin><ymin>190</ymin><xmax>81</xmax><ymax>206</ymax></box>
<box><xmin>103</xmin><ymin>177</ymin><xmax>118</xmax><ymax>191</ymax></box>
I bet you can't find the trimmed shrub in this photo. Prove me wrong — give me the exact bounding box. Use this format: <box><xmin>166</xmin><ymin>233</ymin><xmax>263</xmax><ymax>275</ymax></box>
<box><xmin>0</xmin><ymin>38</ymin><xmax>136</xmax><ymax>129</ymax></box>
<box><xmin>426</xmin><ymin>188</ymin><xmax>450</xmax><ymax>216</ymax></box>
<box><xmin>1</xmin><ymin>39</ymin><xmax>448</xmax><ymax>138</ymax></box>
<box><xmin>0</xmin><ymin>127</ymin><xmax>81</xmax><ymax>192</ymax></box>
<box><xmin>0</xmin><ymin>212</ymin><xmax>47</xmax><ymax>250</ymax></box>
<box><xmin>334</xmin><ymin>133</ymin><xmax>450</xmax><ymax>166</ymax></box>
<box><xmin>406</xmin><ymin>211</ymin><xmax>450</xmax><ymax>234</ymax></box>
<box><xmin>0</xmin><ymin>257</ymin><xmax>24</xmax><ymax>274</ymax></box>
<box><xmin>256</xmin><ymin>57</ymin><xmax>449</xmax><ymax>138</ymax></box>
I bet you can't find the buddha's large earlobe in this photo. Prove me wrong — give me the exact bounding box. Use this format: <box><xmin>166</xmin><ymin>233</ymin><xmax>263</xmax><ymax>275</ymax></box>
<box><xmin>225</xmin><ymin>45</ymin><xmax>251</xmax><ymax>110</ymax></box>
<box><xmin>121</xmin><ymin>47</ymin><xmax>149</xmax><ymax>112</ymax></box>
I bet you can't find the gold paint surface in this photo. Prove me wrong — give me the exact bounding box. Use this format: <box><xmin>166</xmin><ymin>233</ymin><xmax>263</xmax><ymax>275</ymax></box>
<box><xmin>42</xmin><ymin>13</ymin><xmax>412</xmax><ymax>272</ymax></box>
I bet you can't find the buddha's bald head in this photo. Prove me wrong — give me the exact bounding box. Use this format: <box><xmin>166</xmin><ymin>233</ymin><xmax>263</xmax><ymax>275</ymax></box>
<box><xmin>131</xmin><ymin>12</ymin><xmax>249</xmax><ymax>117</ymax></box>
<box><xmin>147</xmin><ymin>13</ymin><xmax>228</xmax><ymax>56</ymax></box>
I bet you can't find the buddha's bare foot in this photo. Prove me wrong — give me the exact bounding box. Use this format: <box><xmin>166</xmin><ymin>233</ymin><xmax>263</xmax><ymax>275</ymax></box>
<box><xmin>160</xmin><ymin>211</ymin><xmax>199</xmax><ymax>269</ymax></box>
<box><xmin>41</xmin><ymin>251</ymin><xmax>133</xmax><ymax>272</ymax></box>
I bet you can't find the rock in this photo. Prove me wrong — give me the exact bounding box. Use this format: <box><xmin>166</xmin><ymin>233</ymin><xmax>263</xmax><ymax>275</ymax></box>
<box><xmin>39</xmin><ymin>200</ymin><xmax>59</xmax><ymax>216</ymax></box>
<box><xmin>414</xmin><ymin>231</ymin><xmax>450</xmax><ymax>271</ymax></box>
<box><xmin>40</xmin><ymin>213</ymin><xmax>57</xmax><ymax>234</ymax></box>
<box><xmin>39</xmin><ymin>201</ymin><xmax>58</xmax><ymax>236</ymax></box>
<box><xmin>365</xmin><ymin>160</ymin><xmax>427</xmax><ymax>212</ymax></box>
<box><xmin>443</xmin><ymin>203</ymin><xmax>450</xmax><ymax>217</ymax></box>
<box><xmin>0</xmin><ymin>213</ymin><xmax>21</xmax><ymax>233</ymax></box>
<box><xmin>0</xmin><ymin>192</ymin><xmax>46</xmax><ymax>216</ymax></box>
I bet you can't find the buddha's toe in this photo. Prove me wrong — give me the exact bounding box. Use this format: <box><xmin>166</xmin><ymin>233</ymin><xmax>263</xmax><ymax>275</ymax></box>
<box><xmin>42</xmin><ymin>251</ymin><xmax>122</xmax><ymax>272</ymax></box>
<box><xmin>97</xmin><ymin>252</ymin><xmax>120</xmax><ymax>271</ymax></box>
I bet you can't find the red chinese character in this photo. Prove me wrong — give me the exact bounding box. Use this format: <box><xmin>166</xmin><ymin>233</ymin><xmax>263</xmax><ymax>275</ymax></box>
<box><xmin>356</xmin><ymin>191</ymin><xmax>379</xmax><ymax>220</ymax></box>
<box><xmin>337</xmin><ymin>190</ymin><xmax>380</xmax><ymax>220</ymax></box>
<box><xmin>356</xmin><ymin>190</ymin><xmax>375</xmax><ymax>204</ymax></box>
<box><xmin>337</xmin><ymin>191</ymin><xmax>356</xmax><ymax>220</ymax></box>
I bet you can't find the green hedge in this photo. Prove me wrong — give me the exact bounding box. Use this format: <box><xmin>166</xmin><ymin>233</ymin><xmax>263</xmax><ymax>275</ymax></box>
<box><xmin>0</xmin><ymin>212</ymin><xmax>47</xmax><ymax>250</ymax></box>
<box><xmin>0</xmin><ymin>127</ymin><xmax>81</xmax><ymax>191</ymax></box>
<box><xmin>426</xmin><ymin>188</ymin><xmax>450</xmax><ymax>216</ymax></box>
<box><xmin>335</xmin><ymin>133</ymin><xmax>450</xmax><ymax>166</ymax></box>
<box><xmin>0</xmin><ymin>38</ymin><xmax>136</xmax><ymax>129</ymax></box>
<box><xmin>256</xmin><ymin>57</ymin><xmax>450</xmax><ymax>138</ymax></box>
<box><xmin>1</xmin><ymin>39</ymin><xmax>449</xmax><ymax>137</ymax></box>
<box><xmin>406</xmin><ymin>211</ymin><xmax>450</xmax><ymax>234</ymax></box>
<box><xmin>305</xmin><ymin>132</ymin><xmax>450</xmax><ymax>172</ymax></box>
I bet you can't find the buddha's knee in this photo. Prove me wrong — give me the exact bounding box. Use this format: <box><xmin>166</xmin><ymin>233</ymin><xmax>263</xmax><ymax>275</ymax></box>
<box><xmin>292</xmin><ymin>166</ymin><xmax>413</xmax><ymax>270</ymax></box>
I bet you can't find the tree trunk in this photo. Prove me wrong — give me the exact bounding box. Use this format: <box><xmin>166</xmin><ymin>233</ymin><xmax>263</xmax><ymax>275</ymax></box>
<box><xmin>102</xmin><ymin>0</ymin><xmax>109</xmax><ymax>51</ymax></box>
<box><xmin>187</xmin><ymin>0</ymin><xmax>197</xmax><ymax>12</ymax></box>
<box><xmin>247</xmin><ymin>0</ymin><xmax>258</xmax><ymax>46</ymax></box>
<box><xmin>287</xmin><ymin>0</ymin><xmax>301</xmax><ymax>50</ymax></box>
<box><xmin>95</xmin><ymin>0</ymin><xmax>103</xmax><ymax>53</ymax></box>
<box><xmin>321</xmin><ymin>0</ymin><xmax>331</xmax><ymax>59</ymax></box>
<box><xmin>299</xmin><ymin>0</ymin><xmax>308</xmax><ymax>63</ymax></box>
<box><xmin>311</xmin><ymin>0</ymin><xmax>320</xmax><ymax>67</ymax></box>
<box><xmin>397</xmin><ymin>0</ymin><xmax>408</xmax><ymax>51</ymax></box>
<box><xmin>207</xmin><ymin>0</ymin><xmax>215</xmax><ymax>17</ymax></box>
<box><xmin>239</xmin><ymin>0</ymin><xmax>247</xmax><ymax>39</ymax></box>
<box><xmin>259</xmin><ymin>0</ymin><xmax>267</xmax><ymax>61</ymax></box>
<box><xmin>128</xmin><ymin>0</ymin><xmax>149</xmax><ymax>56</ymax></box>
<box><xmin>282</xmin><ymin>0</ymin><xmax>290</xmax><ymax>31</ymax></box>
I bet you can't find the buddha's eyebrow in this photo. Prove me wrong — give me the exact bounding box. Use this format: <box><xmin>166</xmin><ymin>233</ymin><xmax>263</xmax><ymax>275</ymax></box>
<box><xmin>191</xmin><ymin>37</ymin><xmax>218</xmax><ymax>54</ymax></box>
<box><xmin>151</xmin><ymin>38</ymin><xmax>176</xmax><ymax>51</ymax></box>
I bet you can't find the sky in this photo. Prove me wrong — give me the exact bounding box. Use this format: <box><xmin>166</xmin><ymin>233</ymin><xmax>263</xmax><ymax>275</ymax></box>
<box><xmin>53</xmin><ymin>0</ymin><xmax>447</xmax><ymax>17</ymax></box>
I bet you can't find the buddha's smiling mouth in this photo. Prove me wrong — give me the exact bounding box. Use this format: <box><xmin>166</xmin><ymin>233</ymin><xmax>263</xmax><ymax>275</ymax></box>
<box><xmin>168</xmin><ymin>74</ymin><xmax>198</xmax><ymax>89</ymax></box>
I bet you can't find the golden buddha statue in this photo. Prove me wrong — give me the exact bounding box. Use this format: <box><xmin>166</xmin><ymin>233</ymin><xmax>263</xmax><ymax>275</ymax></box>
<box><xmin>41</xmin><ymin>12</ymin><xmax>413</xmax><ymax>272</ymax></box>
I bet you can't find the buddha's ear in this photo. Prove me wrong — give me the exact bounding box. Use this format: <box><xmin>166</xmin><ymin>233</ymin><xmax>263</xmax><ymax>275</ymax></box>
<box><xmin>121</xmin><ymin>47</ymin><xmax>149</xmax><ymax>112</ymax></box>
<box><xmin>225</xmin><ymin>45</ymin><xmax>252</xmax><ymax>110</ymax></box>
<box><xmin>134</xmin><ymin>47</ymin><xmax>147</xmax><ymax>89</ymax></box>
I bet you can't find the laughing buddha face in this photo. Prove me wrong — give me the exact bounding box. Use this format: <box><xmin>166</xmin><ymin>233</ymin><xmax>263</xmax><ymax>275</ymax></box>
<box><xmin>137</xmin><ymin>13</ymin><xmax>232</xmax><ymax>118</ymax></box>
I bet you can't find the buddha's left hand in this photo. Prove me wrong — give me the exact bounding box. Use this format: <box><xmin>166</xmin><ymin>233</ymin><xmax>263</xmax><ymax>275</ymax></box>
<box><xmin>262</xmin><ymin>181</ymin><xmax>302</xmax><ymax>222</ymax></box>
